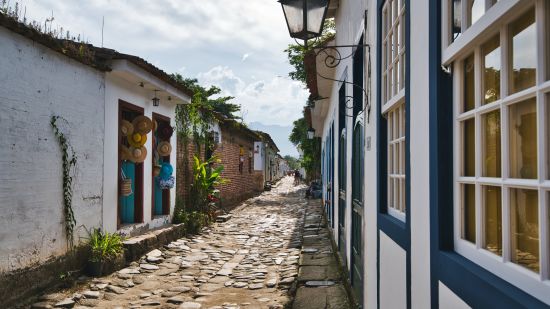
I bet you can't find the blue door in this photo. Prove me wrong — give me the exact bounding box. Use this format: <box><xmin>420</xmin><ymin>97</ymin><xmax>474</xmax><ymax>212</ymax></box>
<box><xmin>120</xmin><ymin>161</ymin><xmax>135</xmax><ymax>223</ymax></box>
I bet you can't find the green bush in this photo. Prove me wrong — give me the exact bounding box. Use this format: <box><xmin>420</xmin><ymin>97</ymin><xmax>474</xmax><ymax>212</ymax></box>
<box><xmin>173</xmin><ymin>210</ymin><xmax>210</xmax><ymax>234</ymax></box>
<box><xmin>88</xmin><ymin>228</ymin><xmax>124</xmax><ymax>262</ymax></box>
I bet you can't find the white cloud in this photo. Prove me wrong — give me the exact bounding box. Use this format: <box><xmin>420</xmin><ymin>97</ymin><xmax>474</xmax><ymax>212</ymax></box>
<box><xmin>198</xmin><ymin>66</ymin><xmax>308</xmax><ymax>126</ymax></box>
<box><xmin>17</xmin><ymin>1</ymin><xmax>307</xmax><ymax>126</ymax></box>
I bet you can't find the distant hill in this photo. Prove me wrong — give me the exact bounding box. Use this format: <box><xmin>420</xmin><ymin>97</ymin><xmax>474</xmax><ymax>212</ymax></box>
<box><xmin>248</xmin><ymin>121</ymin><xmax>298</xmax><ymax>157</ymax></box>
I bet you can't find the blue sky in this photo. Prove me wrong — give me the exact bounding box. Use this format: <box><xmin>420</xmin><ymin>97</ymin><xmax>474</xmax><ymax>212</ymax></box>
<box><xmin>18</xmin><ymin>0</ymin><xmax>307</xmax><ymax>156</ymax></box>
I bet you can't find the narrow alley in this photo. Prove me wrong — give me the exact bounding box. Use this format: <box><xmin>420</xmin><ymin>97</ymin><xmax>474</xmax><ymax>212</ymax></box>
<box><xmin>30</xmin><ymin>177</ymin><xmax>351</xmax><ymax>309</ymax></box>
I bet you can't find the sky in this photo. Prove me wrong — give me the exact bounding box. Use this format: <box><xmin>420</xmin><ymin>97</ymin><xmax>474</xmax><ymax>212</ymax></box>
<box><xmin>16</xmin><ymin>0</ymin><xmax>307</xmax><ymax>156</ymax></box>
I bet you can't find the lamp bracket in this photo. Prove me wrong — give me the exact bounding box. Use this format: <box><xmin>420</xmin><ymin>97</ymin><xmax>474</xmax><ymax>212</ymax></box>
<box><xmin>310</xmin><ymin>43</ymin><xmax>373</xmax><ymax>123</ymax></box>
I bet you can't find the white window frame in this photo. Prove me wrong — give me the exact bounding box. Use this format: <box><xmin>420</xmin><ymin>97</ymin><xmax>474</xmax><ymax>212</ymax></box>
<box><xmin>382</xmin><ymin>0</ymin><xmax>407</xmax><ymax>222</ymax></box>
<box><xmin>448</xmin><ymin>0</ymin><xmax>550</xmax><ymax>303</ymax></box>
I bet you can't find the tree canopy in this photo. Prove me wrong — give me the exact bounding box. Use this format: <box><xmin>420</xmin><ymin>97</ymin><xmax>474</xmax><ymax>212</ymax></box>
<box><xmin>171</xmin><ymin>74</ymin><xmax>241</xmax><ymax>120</ymax></box>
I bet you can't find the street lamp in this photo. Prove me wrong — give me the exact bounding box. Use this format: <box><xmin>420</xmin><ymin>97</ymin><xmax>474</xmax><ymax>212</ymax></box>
<box><xmin>307</xmin><ymin>127</ymin><xmax>315</xmax><ymax>139</ymax></box>
<box><xmin>279</xmin><ymin>0</ymin><xmax>329</xmax><ymax>45</ymax></box>
<box><xmin>152</xmin><ymin>90</ymin><xmax>160</xmax><ymax>107</ymax></box>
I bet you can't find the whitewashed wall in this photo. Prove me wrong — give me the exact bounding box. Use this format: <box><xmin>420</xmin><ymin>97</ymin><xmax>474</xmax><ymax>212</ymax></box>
<box><xmin>103</xmin><ymin>73</ymin><xmax>178</xmax><ymax>234</ymax></box>
<box><xmin>0</xmin><ymin>27</ymin><xmax>105</xmax><ymax>272</ymax></box>
<box><xmin>380</xmin><ymin>232</ymin><xmax>407</xmax><ymax>308</ymax></box>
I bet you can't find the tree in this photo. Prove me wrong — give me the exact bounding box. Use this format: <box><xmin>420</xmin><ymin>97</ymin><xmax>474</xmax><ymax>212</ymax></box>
<box><xmin>283</xmin><ymin>155</ymin><xmax>300</xmax><ymax>170</ymax></box>
<box><xmin>284</xmin><ymin>19</ymin><xmax>335</xmax><ymax>85</ymax></box>
<box><xmin>285</xmin><ymin>20</ymin><xmax>335</xmax><ymax>181</ymax></box>
<box><xmin>171</xmin><ymin>74</ymin><xmax>241</xmax><ymax>120</ymax></box>
<box><xmin>289</xmin><ymin>115</ymin><xmax>321</xmax><ymax>181</ymax></box>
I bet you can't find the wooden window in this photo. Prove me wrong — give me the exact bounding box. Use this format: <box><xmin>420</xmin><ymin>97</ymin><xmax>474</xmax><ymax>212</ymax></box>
<box><xmin>382</xmin><ymin>0</ymin><xmax>406</xmax><ymax>222</ymax></box>
<box><xmin>450</xmin><ymin>2</ymin><xmax>550</xmax><ymax>302</ymax></box>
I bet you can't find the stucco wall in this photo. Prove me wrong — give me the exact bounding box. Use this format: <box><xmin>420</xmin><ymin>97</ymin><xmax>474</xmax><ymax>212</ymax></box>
<box><xmin>103</xmin><ymin>73</ymin><xmax>178</xmax><ymax>233</ymax></box>
<box><xmin>380</xmin><ymin>232</ymin><xmax>407</xmax><ymax>309</ymax></box>
<box><xmin>0</xmin><ymin>27</ymin><xmax>105</xmax><ymax>272</ymax></box>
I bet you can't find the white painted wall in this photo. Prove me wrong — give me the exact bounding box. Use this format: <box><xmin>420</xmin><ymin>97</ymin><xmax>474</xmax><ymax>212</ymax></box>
<box><xmin>0</xmin><ymin>27</ymin><xmax>105</xmax><ymax>272</ymax></box>
<box><xmin>253</xmin><ymin>141</ymin><xmax>264</xmax><ymax>171</ymax></box>
<box><xmin>380</xmin><ymin>232</ymin><xmax>407</xmax><ymax>309</ymax></box>
<box><xmin>410</xmin><ymin>0</ymin><xmax>432</xmax><ymax>308</ymax></box>
<box><xmin>439</xmin><ymin>282</ymin><xmax>471</xmax><ymax>309</ymax></box>
<box><xmin>103</xmin><ymin>72</ymin><xmax>178</xmax><ymax>233</ymax></box>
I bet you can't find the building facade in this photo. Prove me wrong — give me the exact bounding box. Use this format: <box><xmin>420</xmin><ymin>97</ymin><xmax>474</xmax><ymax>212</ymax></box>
<box><xmin>0</xmin><ymin>13</ymin><xmax>192</xmax><ymax>304</ymax></box>
<box><xmin>310</xmin><ymin>0</ymin><xmax>550</xmax><ymax>307</ymax></box>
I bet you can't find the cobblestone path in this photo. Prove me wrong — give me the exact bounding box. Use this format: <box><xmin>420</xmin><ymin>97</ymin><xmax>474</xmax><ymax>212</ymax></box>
<box><xmin>32</xmin><ymin>177</ymin><xmax>309</xmax><ymax>309</ymax></box>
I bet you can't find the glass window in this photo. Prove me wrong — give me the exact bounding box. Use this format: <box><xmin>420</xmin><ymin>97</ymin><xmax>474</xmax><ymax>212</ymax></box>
<box><xmin>464</xmin><ymin>54</ymin><xmax>475</xmax><ymax>112</ymax></box>
<box><xmin>382</xmin><ymin>0</ymin><xmax>405</xmax><ymax>104</ymax></box>
<box><xmin>483</xmin><ymin>186</ymin><xmax>502</xmax><ymax>256</ymax></box>
<box><xmin>510</xmin><ymin>188</ymin><xmax>539</xmax><ymax>273</ymax></box>
<box><xmin>463</xmin><ymin>118</ymin><xmax>475</xmax><ymax>177</ymax></box>
<box><xmin>388</xmin><ymin>103</ymin><xmax>406</xmax><ymax>217</ymax></box>
<box><xmin>469</xmin><ymin>0</ymin><xmax>484</xmax><ymax>26</ymax></box>
<box><xmin>482</xmin><ymin>35</ymin><xmax>501</xmax><ymax>104</ymax></box>
<box><xmin>510</xmin><ymin>9</ymin><xmax>536</xmax><ymax>94</ymax></box>
<box><xmin>482</xmin><ymin>110</ymin><xmax>501</xmax><ymax>177</ymax></box>
<box><xmin>462</xmin><ymin>183</ymin><xmax>476</xmax><ymax>243</ymax></box>
<box><xmin>509</xmin><ymin>98</ymin><xmax>537</xmax><ymax>179</ymax></box>
<box><xmin>452</xmin><ymin>0</ymin><xmax>462</xmax><ymax>41</ymax></box>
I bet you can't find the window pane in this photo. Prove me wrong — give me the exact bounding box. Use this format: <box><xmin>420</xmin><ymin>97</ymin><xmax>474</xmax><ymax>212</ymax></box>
<box><xmin>462</xmin><ymin>184</ymin><xmax>476</xmax><ymax>243</ymax></box>
<box><xmin>509</xmin><ymin>98</ymin><xmax>537</xmax><ymax>179</ymax></box>
<box><xmin>548</xmin><ymin>94</ymin><xmax>550</xmax><ymax>179</ymax></box>
<box><xmin>510</xmin><ymin>188</ymin><xmax>539</xmax><ymax>273</ymax></box>
<box><xmin>482</xmin><ymin>35</ymin><xmax>501</xmax><ymax>104</ymax></box>
<box><xmin>510</xmin><ymin>9</ymin><xmax>536</xmax><ymax>94</ymax></box>
<box><xmin>482</xmin><ymin>110</ymin><xmax>501</xmax><ymax>177</ymax></box>
<box><xmin>452</xmin><ymin>0</ymin><xmax>462</xmax><ymax>41</ymax></box>
<box><xmin>469</xmin><ymin>0</ymin><xmax>484</xmax><ymax>26</ymax></box>
<box><xmin>464</xmin><ymin>54</ymin><xmax>475</xmax><ymax>112</ymax></box>
<box><xmin>483</xmin><ymin>186</ymin><xmax>502</xmax><ymax>256</ymax></box>
<box><xmin>463</xmin><ymin>118</ymin><xmax>476</xmax><ymax>176</ymax></box>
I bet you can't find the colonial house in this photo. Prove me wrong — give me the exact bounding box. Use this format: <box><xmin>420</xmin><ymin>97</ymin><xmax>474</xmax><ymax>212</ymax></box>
<box><xmin>304</xmin><ymin>0</ymin><xmax>550</xmax><ymax>307</ymax></box>
<box><xmin>254</xmin><ymin>131</ymin><xmax>281</xmax><ymax>185</ymax></box>
<box><xmin>0</xmin><ymin>13</ymin><xmax>192</xmax><ymax>304</ymax></box>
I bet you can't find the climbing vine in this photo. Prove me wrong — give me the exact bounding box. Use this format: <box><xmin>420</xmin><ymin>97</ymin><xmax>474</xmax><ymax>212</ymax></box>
<box><xmin>50</xmin><ymin>116</ymin><xmax>77</xmax><ymax>246</ymax></box>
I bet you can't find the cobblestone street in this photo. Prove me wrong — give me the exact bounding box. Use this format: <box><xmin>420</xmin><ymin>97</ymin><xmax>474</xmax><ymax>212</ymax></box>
<box><xmin>30</xmin><ymin>177</ymin><xmax>350</xmax><ymax>309</ymax></box>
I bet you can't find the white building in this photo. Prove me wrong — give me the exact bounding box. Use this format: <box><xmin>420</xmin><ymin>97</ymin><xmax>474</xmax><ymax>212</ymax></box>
<box><xmin>306</xmin><ymin>0</ymin><xmax>550</xmax><ymax>307</ymax></box>
<box><xmin>0</xmin><ymin>13</ymin><xmax>191</xmax><ymax>301</ymax></box>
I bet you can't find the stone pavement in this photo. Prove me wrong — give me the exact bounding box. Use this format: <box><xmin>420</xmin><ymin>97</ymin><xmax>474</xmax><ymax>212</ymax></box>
<box><xmin>292</xmin><ymin>200</ymin><xmax>351</xmax><ymax>309</ymax></box>
<box><xmin>30</xmin><ymin>177</ymin><xmax>351</xmax><ymax>309</ymax></box>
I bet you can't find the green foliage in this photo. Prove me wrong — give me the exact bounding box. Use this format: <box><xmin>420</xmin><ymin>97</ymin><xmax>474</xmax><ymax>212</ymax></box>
<box><xmin>87</xmin><ymin>229</ymin><xmax>124</xmax><ymax>262</ymax></box>
<box><xmin>284</xmin><ymin>19</ymin><xmax>336</xmax><ymax>84</ymax></box>
<box><xmin>171</xmin><ymin>74</ymin><xmax>240</xmax><ymax>121</ymax></box>
<box><xmin>173</xmin><ymin>210</ymin><xmax>210</xmax><ymax>235</ymax></box>
<box><xmin>189</xmin><ymin>155</ymin><xmax>227</xmax><ymax>215</ymax></box>
<box><xmin>289</xmin><ymin>116</ymin><xmax>321</xmax><ymax>180</ymax></box>
<box><xmin>51</xmin><ymin>116</ymin><xmax>77</xmax><ymax>246</ymax></box>
<box><xmin>283</xmin><ymin>155</ymin><xmax>300</xmax><ymax>170</ymax></box>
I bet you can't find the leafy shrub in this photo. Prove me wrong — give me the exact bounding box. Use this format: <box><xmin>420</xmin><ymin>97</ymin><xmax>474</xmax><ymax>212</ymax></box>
<box><xmin>88</xmin><ymin>229</ymin><xmax>124</xmax><ymax>262</ymax></box>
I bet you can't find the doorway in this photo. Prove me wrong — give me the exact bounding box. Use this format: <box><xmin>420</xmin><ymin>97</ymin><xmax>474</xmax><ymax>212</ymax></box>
<box><xmin>118</xmin><ymin>101</ymin><xmax>144</xmax><ymax>227</ymax></box>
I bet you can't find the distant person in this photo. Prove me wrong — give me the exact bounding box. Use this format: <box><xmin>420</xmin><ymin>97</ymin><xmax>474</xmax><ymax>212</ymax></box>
<box><xmin>294</xmin><ymin>170</ymin><xmax>301</xmax><ymax>185</ymax></box>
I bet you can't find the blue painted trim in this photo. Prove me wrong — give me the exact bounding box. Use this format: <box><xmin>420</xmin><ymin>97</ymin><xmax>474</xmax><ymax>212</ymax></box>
<box><xmin>439</xmin><ymin>252</ymin><xmax>548</xmax><ymax>309</ymax></box>
<box><xmin>427</xmin><ymin>0</ymin><xmax>549</xmax><ymax>307</ymax></box>
<box><xmin>375</xmin><ymin>1</ymin><xmax>383</xmax><ymax>307</ymax></box>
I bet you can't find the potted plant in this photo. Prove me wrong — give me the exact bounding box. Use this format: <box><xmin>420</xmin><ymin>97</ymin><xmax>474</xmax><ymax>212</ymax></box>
<box><xmin>86</xmin><ymin>228</ymin><xmax>124</xmax><ymax>277</ymax></box>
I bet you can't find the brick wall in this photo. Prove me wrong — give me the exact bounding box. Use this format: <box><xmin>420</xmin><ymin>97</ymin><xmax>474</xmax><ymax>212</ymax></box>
<box><xmin>176</xmin><ymin>123</ymin><xmax>264</xmax><ymax>210</ymax></box>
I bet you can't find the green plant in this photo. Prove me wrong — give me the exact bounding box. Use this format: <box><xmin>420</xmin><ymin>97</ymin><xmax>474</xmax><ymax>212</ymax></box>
<box><xmin>87</xmin><ymin>229</ymin><xmax>124</xmax><ymax>262</ymax></box>
<box><xmin>189</xmin><ymin>155</ymin><xmax>226</xmax><ymax>214</ymax></box>
<box><xmin>173</xmin><ymin>211</ymin><xmax>210</xmax><ymax>234</ymax></box>
<box><xmin>51</xmin><ymin>116</ymin><xmax>77</xmax><ymax>246</ymax></box>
